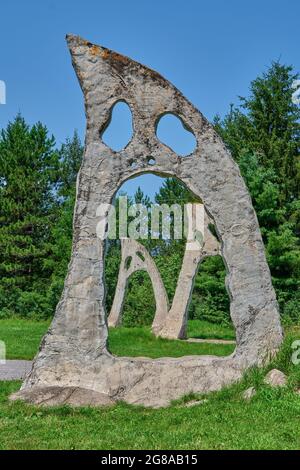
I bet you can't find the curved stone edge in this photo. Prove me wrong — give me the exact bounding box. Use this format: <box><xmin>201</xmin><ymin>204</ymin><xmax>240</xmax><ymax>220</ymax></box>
<box><xmin>10</xmin><ymin>353</ymin><xmax>244</xmax><ymax>408</ymax></box>
<box><xmin>108</xmin><ymin>238</ymin><xmax>169</xmax><ymax>332</ymax></box>
<box><xmin>108</xmin><ymin>206</ymin><xmax>222</xmax><ymax>340</ymax></box>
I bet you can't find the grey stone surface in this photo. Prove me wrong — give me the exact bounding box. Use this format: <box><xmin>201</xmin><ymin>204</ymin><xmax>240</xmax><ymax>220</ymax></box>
<box><xmin>11</xmin><ymin>386</ymin><xmax>114</xmax><ymax>407</ymax></box>
<box><xmin>264</xmin><ymin>369</ymin><xmax>287</xmax><ymax>387</ymax></box>
<box><xmin>242</xmin><ymin>386</ymin><xmax>256</xmax><ymax>401</ymax></box>
<box><xmin>11</xmin><ymin>35</ymin><xmax>283</xmax><ymax>408</ymax></box>
<box><xmin>0</xmin><ymin>360</ymin><xmax>32</xmax><ymax>380</ymax></box>
<box><xmin>184</xmin><ymin>399</ymin><xmax>208</xmax><ymax>407</ymax></box>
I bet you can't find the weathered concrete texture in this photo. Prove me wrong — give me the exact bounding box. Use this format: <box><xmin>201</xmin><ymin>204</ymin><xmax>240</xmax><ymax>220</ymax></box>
<box><xmin>108</xmin><ymin>238</ymin><xmax>169</xmax><ymax>332</ymax></box>
<box><xmin>264</xmin><ymin>369</ymin><xmax>287</xmax><ymax>387</ymax></box>
<box><xmin>11</xmin><ymin>35</ymin><xmax>283</xmax><ymax>408</ymax></box>
<box><xmin>10</xmin><ymin>386</ymin><xmax>114</xmax><ymax>407</ymax></box>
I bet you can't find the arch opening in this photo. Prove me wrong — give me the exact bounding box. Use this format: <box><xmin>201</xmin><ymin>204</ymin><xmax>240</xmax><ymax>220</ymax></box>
<box><xmin>105</xmin><ymin>173</ymin><xmax>234</xmax><ymax>359</ymax></box>
<box><xmin>101</xmin><ymin>100</ymin><xmax>133</xmax><ymax>151</ymax></box>
<box><xmin>156</xmin><ymin>112</ymin><xmax>197</xmax><ymax>156</ymax></box>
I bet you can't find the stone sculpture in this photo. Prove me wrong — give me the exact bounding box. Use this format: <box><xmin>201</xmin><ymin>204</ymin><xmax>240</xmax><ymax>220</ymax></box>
<box><xmin>107</xmin><ymin>238</ymin><xmax>169</xmax><ymax>333</ymax></box>
<box><xmin>158</xmin><ymin>206</ymin><xmax>220</xmax><ymax>339</ymax></box>
<box><xmin>11</xmin><ymin>35</ymin><xmax>283</xmax><ymax>408</ymax></box>
<box><xmin>108</xmin><ymin>204</ymin><xmax>220</xmax><ymax>339</ymax></box>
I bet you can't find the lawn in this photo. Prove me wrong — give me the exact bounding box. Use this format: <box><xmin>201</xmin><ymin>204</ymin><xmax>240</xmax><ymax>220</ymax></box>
<box><xmin>187</xmin><ymin>320</ymin><xmax>235</xmax><ymax>340</ymax></box>
<box><xmin>108</xmin><ymin>326</ymin><xmax>234</xmax><ymax>358</ymax></box>
<box><xmin>0</xmin><ymin>319</ymin><xmax>51</xmax><ymax>360</ymax></box>
<box><xmin>0</xmin><ymin>319</ymin><xmax>300</xmax><ymax>450</ymax></box>
<box><xmin>0</xmin><ymin>319</ymin><xmax>235</xmax><ymax>360</ymax></box>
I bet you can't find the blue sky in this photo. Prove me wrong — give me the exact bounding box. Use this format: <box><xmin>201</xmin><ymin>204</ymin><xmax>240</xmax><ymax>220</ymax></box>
<box><xmin>0</xmin><ymin>0</ymin><xmax>299</xmax><ymax>198</ymax></box>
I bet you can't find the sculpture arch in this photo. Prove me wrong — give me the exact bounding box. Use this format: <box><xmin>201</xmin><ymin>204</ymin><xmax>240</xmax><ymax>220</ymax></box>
<box><xmin>107</xmin><ymin>203</ymin><xmax>221</xmax><ymax>339</ymax></box>
<box><xmin>108</xmin><ymin>238</ymin><xmax>169</xmax><ymax>332</ymax></box>
<box><xmin>12</xmin><ymin>35</ymin><xmax>283</xmax><ymax>408</ymax></box>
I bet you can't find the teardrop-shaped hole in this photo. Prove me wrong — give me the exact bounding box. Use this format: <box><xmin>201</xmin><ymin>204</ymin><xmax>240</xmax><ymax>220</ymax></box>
<box><xmin>125</xmin><ymin>256</ymin><xmax>132</xmax><ymax>270</ymax></box>
<box><xmin>156</xmin><ymin>113</ymin><xmax>196</xmax><ymax>156</ymax></box>
<box><xmin>101</xmin><ymin>101</ymin><xmax>133</xmax><ymax>151</ymax></box>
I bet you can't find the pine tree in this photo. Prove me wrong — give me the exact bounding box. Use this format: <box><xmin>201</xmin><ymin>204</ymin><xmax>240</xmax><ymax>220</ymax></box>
<box><xmin>155</xmin><ymin>178</ymin><xmax>198</xmax><ymax>205</ymax></box>
<box><xmin>44</xmin><ymin>132</ymin><xmax>83</xmax><ymax>313</ymax></box>
<box><xmin>215</xmin><ymin>63</ymin><xmax>300</xmax><ymax>323</ymax></box>
<box><xmin>58</xmin><ymin>130</ymin><xmax>83</xmax><ymax>198</ymax></box>
<box><xmin>0</xmin><ymin>115</ymin><xmax>59</xmax><ymax>317</ymax></box>
<box><xmin>214</xmin><ymin>62</ymin><xmax>300</xmax><ymax>201</ymax></box>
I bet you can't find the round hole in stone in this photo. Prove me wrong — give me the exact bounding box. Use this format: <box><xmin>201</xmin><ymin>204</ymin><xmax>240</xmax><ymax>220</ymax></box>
<box><xmin>156</xmin><ymin>113</ymin><xmax>196</xmax><ymax>156</ymax></box>
<box><xmin>147</xmin><ymin>157</ymin><xmax>156</xmax><ymax>165</ymax></box>
<box><xmin>130</xmin><ymin>161</ymin><xmax>138</xmax><ymax>169</ymax></box>
<box><xmin>101</xmin><ymin>101</ymin><xmax>133</xmax><ymax>152</ymax></box>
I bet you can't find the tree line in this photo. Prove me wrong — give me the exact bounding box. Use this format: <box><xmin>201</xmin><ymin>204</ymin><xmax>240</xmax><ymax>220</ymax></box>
<box><xmin>0</xmin><ymin>62</ymin><xmax>299</xmax><ymax>325</ymax></box>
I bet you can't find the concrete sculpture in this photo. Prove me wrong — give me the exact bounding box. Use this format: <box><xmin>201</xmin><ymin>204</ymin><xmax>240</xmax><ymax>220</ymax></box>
<box><xmin>11</xmin><ymin>35</ymin><xmax>283</xmax><ymax>408</ymax></box>
<box><xmin>108</xmin><ymin>204</ymin><xmax>220</xmax><ymax>339</ymax></box>
<box><xmin>158</xmin><ymin>207</ymin><xmax>220</xmax><ymax>339</ymax></box>
<box><xmin>107</xmin><ymin>238</ymin><xmax>169</xmax><ymax>333</ymax></box>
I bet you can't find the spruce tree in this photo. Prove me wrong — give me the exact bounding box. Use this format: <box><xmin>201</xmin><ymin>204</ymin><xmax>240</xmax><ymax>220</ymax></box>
<box><xmin>215</xmin><ymin>63</ymin><xmax>300</xmax><ymax>323</ymax></box>
<box><xmin>45</xmin><ymin>132</ymin><xmax>83</xmax><ymax>313</ymax></box>
<box><xmin>0</xmin><ymin>115</ymin><xmax>59</xmax><ymax>317</ymax></box>
<box><xmin>214</xmin><ymin>62</ymin><xmax>300</xmax><ymax>201</ymax></box>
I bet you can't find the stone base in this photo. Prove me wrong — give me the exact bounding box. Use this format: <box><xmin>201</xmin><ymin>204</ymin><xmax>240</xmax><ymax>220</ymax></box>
<box><xmin>10</xmin><ymin>386</ymin><xmax>115</xmax><ymax>407</ymax></box>
<box><xmin>10</xmin><ymin>353</ymin><xmax>248</xmax><ymax>408</ymax></box>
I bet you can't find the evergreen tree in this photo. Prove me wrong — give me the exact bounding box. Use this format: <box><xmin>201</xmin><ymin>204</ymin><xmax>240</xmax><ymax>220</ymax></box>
<box><xmin>0</xmin><ymin>115</ymin><xmax>59</xmax><ymax>317</ymax></box>
<box><xmin>58</xmin><ymin>130</ymin><xmax>83</xmax><ymax>198</ymax></box>
<box><xmin>133</xmin><ymin>186</ymin><xmax>151</xmax><ymax>207</ymax></box>
<box><xmin>238</xmin><ymin>152</ymin><xmax>300</xmax><ymax>323</ymax></box>
<box><xmin>215</xmin><ymin>62</ymin><xmax>300</xmax><ymax>324</ymax></box>
<box><xmin>44</xmin><ymin>132</ymin><xmax>83</xmax><ymax>313</ymax></box>
<box><xmin>215</xmin><ymin>62</ymin><xmax>300</xmax><ymax>201</ymax></box>
<box><xmin>155</xmin><ymin>178</ymin><xmax>195</xmax><ymax>205</ymax></box>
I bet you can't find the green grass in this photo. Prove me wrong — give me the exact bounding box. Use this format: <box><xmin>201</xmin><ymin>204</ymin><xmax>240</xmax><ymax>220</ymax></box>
<box><xmin>108</xmin><ymin>326</ymin><xmax>234</xmax><ymax>358</ymax></box>
<box><xmin>0</xmin><ymin>319</ymin><xmax>51</xmax><ymax>360</ymax></box>
<box><xmin>0</xmin><ymin>319</ymin><xmax>235</xmax><ymax>360</ymax></box>
<box><xmin>1</xmin><ymin>358</ymin><xmax>300</xmax><ymax>449</ymax></box>
<box><xmin>187</xmin><ymin>320</ymin><xmax>235</xmax><ymax>340</ymax></box>
<box><xmin>0</xmin><ymin>320</ymin><xmax>300</xmax><ymax>449</ymax></box>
